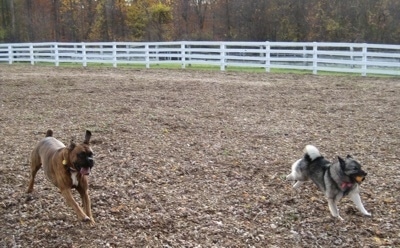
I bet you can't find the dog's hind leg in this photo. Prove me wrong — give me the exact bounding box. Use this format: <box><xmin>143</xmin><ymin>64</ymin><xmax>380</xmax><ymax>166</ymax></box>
<box><xmin>349</xmin><ymin>191</ymin><xmax>371</xmax><ymax>216</ymax></box>
<box><xmin>27</xmin><ymin>151</ymin><xmax>42</xmax><ymax>193</ymax></box>
<box><xmin>287</xmin><ymin>159</ymin><xmax>302</xmax><ymax>179</ymax></box>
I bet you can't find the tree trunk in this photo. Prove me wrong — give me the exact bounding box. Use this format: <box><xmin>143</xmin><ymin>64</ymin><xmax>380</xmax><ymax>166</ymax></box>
<box><xmin>26</xmin><ymin>0</ymin><xmax>34</xmax><ymax>41</ymax></box>
<box><xmin>9</xmin><ymin>0</ymin><xmax>16</xmax><ymax>41</ymax></box>
<box><xmin>52</xmin><ymin>0</ymin><xmax>60</xmax><ymax>41</ymax></box>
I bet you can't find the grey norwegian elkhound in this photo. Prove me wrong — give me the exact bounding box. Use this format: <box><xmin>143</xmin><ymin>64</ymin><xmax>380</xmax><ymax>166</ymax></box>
<box><xmin>286</xmin><ymin>145</ymin><xmax>371</xmax><ymax>220</ymax></box>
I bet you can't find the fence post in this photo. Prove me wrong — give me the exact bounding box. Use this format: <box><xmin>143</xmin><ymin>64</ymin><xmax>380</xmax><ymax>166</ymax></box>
<box><xmin>265</xmin><ymin>41</ymin><xmax>270</xmax><ymax>72</ymax></box>
<box><xmin>54</xmin><ymin>43</ymin><xmax>59</xmax><ymax>66</ymax></box>
<box><xmin>220</xmin><ymin>43</ymin><xmax>226</xmax><ymax>71</ymax></box>
<box><xmin>361</xmin><ymin>43</ymin><xmax>367</xmax><ymax>76</ymax></box>
<box><xmin>145</xmin><ymin>44</ymin><xmax>150</xmax><ymax>68</ymax></box>
<box><xmin>312</xmin><ymin>42</ymin><xmax>318</xmax><ymax>75</ymax></box>
<box><xmin>350</xmin><ymin>46</ymin><xmax>354</xmax><ymax>69</ymax></box>
<box><xmin>181</xmin><ymin>42</ymin><xmax>186</xmax><ymax>69</ymax></box>
<box><xmin>82</xmin><ymin>43</ymin><xmax>87</xmax><ymax>67</ymax></box>
<box><xmin>8</xmin><ymin>44</ymin><xmax>13</xmax><ymax>64</ymax></box>
<box><xmin>112</xmin><ymin>42</ymin><xmax>117</xmax><ymax>68</ymax></box>
<box><xmin>30</xmin><ymin>43</ymin><xmax>34</xmax><ymax>65</ymax></box>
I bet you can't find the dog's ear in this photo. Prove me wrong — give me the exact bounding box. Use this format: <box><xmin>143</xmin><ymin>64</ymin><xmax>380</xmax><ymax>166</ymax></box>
<box><xmin>346</xmin><ymin>154</ymin><xmax>353</xmax><ymax>159</ymax></box>
<box><xmin>84</xmin><ymin>130</ymin><xmax>92</xmax><ymax>145</ymax></box>
<box><xmin>338</xmin><ymin>156</ymin><xmax>346</xmax><ymax>171</ymax></box>
<box><xmin>69</xmin><ymin>138</ymin><xmax>76</xmax><ymax>150</ymax></box>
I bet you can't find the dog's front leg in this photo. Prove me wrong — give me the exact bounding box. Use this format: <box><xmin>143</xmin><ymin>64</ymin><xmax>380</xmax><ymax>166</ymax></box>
<box><xmin>60</xmin><ymin>189</ymin><xmax>91</xmax><ymax>222</ymax></box>
<box><xmin>349</xmin><ymin>192</ymin><xmax>371</xmax><ymax>216</ymax></box>
<box><xmin>327</xmin><ymin>198</ymin><xmax>343</xmax><ymax>220</ymax></box>
<box><xmin>77</xmin><ymin>186</ymin><xmax>95</xmax><ymax>224</ymax></box>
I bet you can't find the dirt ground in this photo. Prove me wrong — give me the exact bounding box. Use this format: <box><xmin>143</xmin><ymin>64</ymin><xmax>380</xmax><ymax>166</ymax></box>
<box><xmin>0</xmin><ymin>65</ymin><xmax>399</xmax><ymax>247</ymax></box>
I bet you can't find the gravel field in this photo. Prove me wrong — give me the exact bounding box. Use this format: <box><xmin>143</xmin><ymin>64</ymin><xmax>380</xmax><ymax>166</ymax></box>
<box><xmin>0</xmin><ymin>65</ymin><xmax>399</xmax><ymax>247</ymax></box>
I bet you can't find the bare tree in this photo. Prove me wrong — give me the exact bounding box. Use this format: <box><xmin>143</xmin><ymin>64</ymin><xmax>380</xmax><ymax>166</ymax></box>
<box><xmin>52</xmin><ymin>0</ymin><xmax>60</xmax><ymax>40</ymax></box>
<box><xmin>25</xmin><ymin>0</ymin><xmax>34</xmax><ymax>40</ymax></box>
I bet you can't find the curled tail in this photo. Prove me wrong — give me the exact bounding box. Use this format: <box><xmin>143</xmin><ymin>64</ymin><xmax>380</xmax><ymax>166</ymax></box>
<box><xmin>46</xmin><ymin>130</ymin><xmax>53</xmax><ymax>137</ymax></box>
<box><xmin>304</xmin><ymin>145</ymin><xmax>322</xmax><ymax>161</ymax></box>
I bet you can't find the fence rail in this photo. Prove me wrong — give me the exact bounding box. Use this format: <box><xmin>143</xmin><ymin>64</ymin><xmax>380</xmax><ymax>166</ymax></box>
<box><xmin>0</xmin><ymin>41</ymin><xmax>399</xmax><ymax>76</ymax></box>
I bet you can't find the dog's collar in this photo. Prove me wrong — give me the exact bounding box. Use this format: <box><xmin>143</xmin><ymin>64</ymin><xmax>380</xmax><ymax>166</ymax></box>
<box><xmin>327</xmin><ymin>167</ymin><xmax>354</xmax><ymax>192</ymax></box>
<box><xmin>63</xmin><ymin>156</ymin><xmax>79</xmax><ymax>173</ymax></box>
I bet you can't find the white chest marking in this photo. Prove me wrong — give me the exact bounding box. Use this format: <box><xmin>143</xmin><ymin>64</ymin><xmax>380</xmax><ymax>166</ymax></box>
<box><xmin>71</xmin><ymin>172</ymin><xmax>79</xmax><ymax>186</ymax></box>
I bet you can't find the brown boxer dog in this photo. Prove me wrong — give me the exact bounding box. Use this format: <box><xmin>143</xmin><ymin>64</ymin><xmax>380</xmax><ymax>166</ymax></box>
<box><xmin>27</xmin><ymin>130</ymin><xmax>95</xmax><ymax>224</ymax></box>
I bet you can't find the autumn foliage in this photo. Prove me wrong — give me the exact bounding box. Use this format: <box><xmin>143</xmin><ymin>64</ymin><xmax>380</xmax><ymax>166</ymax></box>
<box><xmin>1</xmin><ymin>0</ymin><xmax>399</xmax><ymax>43</ymax></box>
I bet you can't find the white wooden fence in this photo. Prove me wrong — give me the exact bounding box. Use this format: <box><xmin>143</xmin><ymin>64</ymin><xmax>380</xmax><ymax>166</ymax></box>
<box><xmin>0</xmin><ymin>41</ymin><xmax>399</xmax><ymax>76</ymax></box>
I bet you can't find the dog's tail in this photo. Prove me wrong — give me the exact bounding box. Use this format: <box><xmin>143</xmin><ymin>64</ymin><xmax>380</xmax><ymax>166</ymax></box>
<box><xmin>304</xmin><ymin>145</ymin><xmax>322</xmax><ymax>161</ymax></box>
<box><xmin>45</xmin><ymin>130</ymin><xmax>53</xmax><ymax>137</ymax></box>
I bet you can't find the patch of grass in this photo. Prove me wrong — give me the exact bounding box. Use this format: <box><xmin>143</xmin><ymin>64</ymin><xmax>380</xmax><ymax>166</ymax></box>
<box><xmin>2</xmin><ymin>61</ymin><xmax>398</xmax><ymax>77</ymax></box>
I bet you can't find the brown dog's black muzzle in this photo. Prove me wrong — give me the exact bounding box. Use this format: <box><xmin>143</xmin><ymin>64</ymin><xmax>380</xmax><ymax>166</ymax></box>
<box><xmin>87</xmin><ymin>156</ymin><xmax>94</xmax><ymax>167</ymax></box>
<box><xmin>74</xmin><ymin>156</ymin><xmax>94</xmax><ymax>175</ymax></box>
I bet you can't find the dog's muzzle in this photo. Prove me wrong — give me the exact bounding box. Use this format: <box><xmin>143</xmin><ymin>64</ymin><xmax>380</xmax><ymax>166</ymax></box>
<box><xmin>74</xmin><ymin>157</ymin><xmax>94</xmax><ymax>176</ymax></box>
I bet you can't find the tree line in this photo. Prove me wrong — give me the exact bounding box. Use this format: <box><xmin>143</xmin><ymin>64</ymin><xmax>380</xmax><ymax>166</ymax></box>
<box><xmin>1</xmin><ymin>0</ymin><xmax>399</xmax><ymax>44</ymax></box>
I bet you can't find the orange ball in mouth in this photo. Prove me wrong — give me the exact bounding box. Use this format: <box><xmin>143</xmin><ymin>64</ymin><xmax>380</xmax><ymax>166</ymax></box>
<box><xmin>355</xmin><ymin>175</ymin><xmax>365</xmax><ymax>184</ymax></box>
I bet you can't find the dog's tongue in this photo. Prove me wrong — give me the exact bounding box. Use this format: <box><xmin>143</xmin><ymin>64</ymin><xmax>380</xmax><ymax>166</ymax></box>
<box><xmin>80</xmin><ymin>167</ymin><xmax>91</xmax><ymax>175</ymax></box>
<box><xmin>341</xmin><ymin>182</ymin><xmax>353</xmax><ymax>189</ymax></box>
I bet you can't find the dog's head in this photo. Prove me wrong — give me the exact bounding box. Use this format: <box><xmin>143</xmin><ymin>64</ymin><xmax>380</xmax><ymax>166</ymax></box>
<box><xmin>338</xmin><ymin>155</ymin><xmax>367</xmax><ymax>184</ymax></box>
<box><xmin>68</xmin><ymin>130</ymin><xmax>94</xmax><ymax>175</ymax></box>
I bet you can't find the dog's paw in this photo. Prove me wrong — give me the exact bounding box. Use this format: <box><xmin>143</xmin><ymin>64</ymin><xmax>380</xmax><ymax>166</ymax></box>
<box><xmin>25</xmin><ymin>194</ymin><xmax>34</xmax><ymax>202</ymax></box>
<box><xmin>293</xmin><ymin>181</ymin><xmax>304</xmax><ymax>189</ymax></box>
<box><xmin>79</xmin><ymin>216</ymin><xmax>95</xmax><ymax>225</ymax></box>
<box><xmin>363</xmin><ymin>211</ymin><xmax>372</xmax><ymax>217</ymax></box>
<box><xmin>82</xmin><ymin>216</ymin><xmax>91</xmax><ymax>222</ymax></box>
<box><xmin>82</xmin><ymin>216</ymin><xmax>96</xmax><ymax>225</ymax></box>
<box><xmin>331</xmin><ymin>213</ymin><xmax>344</xmax><ymax>221</ymax></box>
